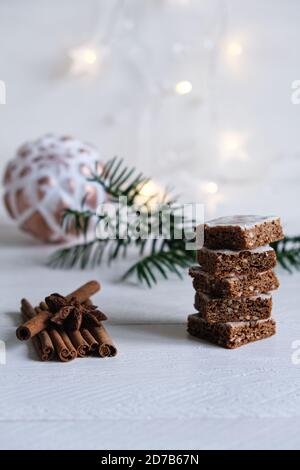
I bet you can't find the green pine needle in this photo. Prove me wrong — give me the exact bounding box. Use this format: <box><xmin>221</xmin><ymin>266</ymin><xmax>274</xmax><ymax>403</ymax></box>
<box><xmin>49</xmin><ymin>239</ymin><xmax>108</xmax><ymax>270</ymax></box>
<box><xmin>122</xmin><ymin>249</ymin><xmax>195</xmax><ymax>288</ymax></box>
<box><xmin>89</xmin><ymin>156</ymin><xmax>151</xmax><ymax>206</ymax></box>
<box><xmin>49</xmin><ymin>156</ymin><xmax>196</xmax><ymax>286</ymax></box>
<box><xmin>271</xmin><ymin>236</ymin><xmax>300</xmax><ymax>273</ymax></box>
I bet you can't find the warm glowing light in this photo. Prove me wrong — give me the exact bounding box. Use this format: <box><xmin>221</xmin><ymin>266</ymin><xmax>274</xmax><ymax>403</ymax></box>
<box><xmin>203</xmin><ymin>181</ymin><xmax>218</xmax><ymax>194</ymax></box>
<box><xmin>220</xmin><ymin>132</ymin><xmax>248</xmax><ymax>161</ymax></box>
<box><xmin>84</xmin><ymin>49</ymin><xmax>97</xmax><ymax>64</ymax></box>
<box><xmin>136</xmin><ymin>181</ymin><xmax>163</xmax><ymax>208</ymax></box>
<box><xmin>226</xmin><ymin>41</ymin><xmax>243</xmax><ymax>57</ymax></box>
<box><xmin>206</xmin><ymin>192</ymin><xmax>225</xmax><ymax>217</ymax></box>
<box><xmin>198</xmin><ymin>183</ymin><xmax>224</xmax><ymax>217</ymax></box>
<box><xmin>222</xmin><ymin>133</ymin><xmax>241</xmax><ymax>153</ymax></box>
<box><xmin>175</xmin><ymin>80</ymin><xmax>193</xmax><ymax>95</ymax></box>
<box><xmin>69</xmin><ymin>46</ymin><xmax>98</xmax><ymax>75</ymax></box>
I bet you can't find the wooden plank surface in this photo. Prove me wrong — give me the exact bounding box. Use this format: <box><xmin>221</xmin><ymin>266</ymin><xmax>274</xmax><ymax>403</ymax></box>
<box><xmin>0</xmin><ymin>222</ymin><xmax>300</xmax><ymax>449</ymax></box>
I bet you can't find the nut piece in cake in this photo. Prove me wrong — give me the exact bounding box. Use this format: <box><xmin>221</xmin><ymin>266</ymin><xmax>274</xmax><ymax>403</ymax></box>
<box><xmin>202</xmin><ymin>215</ymin><xmax>284</xmax><ymax>250</ymax></box>
<box><xmin>187</xmin><ymin>314</ymin><xmax>276</xmax><ymax>349</ymax></box>
<box><xmin>194</xmin><ymin>292</ymin><xmax>272</xmax><ymax>323</ymax></box>
<box><xmin>197</xmin><ymin>245</ymin><xmax>277</xmax><ymax>277</ymax></box>
<box><xmin>189</xmin><ymin>266</ymin><xmax>279</xmax><ymax>298</ymax></box>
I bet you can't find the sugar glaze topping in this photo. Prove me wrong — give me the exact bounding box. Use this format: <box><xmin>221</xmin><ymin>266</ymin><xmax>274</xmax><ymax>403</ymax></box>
<box><xmin>200</xmin><ymin>245</ymin><xmax>274</xmax><ymax>255</ymax></box>
<box><xmin>198</xmin><ymin>292</ymin><xmax>272</xmax><ymax>301</ymax></box>
<box><xmin>189</xmin><ymin>266</ymin><xmax>271</xmax><ymax>281</ymax></box>
<box><xmin>205</xmin><ymin>215</ymin><xmax>279</xmax><ymax>229</ymax></box>
<box><xmin>188</xmin><ymin>313</ymin><xmax>273</xmax><ymax>327</ymax></box>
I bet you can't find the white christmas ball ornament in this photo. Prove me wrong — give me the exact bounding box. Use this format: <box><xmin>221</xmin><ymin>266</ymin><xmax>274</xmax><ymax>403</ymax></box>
<box><xmin>3</xmin><ymin>134</ymin><xmax>106</xmax><ymax>243</ymax></box>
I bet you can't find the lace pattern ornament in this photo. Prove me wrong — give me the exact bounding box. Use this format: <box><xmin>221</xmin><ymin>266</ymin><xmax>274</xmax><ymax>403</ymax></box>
<box><xmin>3</xmin><ymin>134</ymin><xmax>106</xmax><ymax>243</ymax></box>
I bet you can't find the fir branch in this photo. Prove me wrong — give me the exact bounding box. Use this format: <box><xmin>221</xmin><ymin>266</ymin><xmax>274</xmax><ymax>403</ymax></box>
<box><xmin>62</xmin><ymin>207</ymin><xmax>97</xmax><ymax>239</ymax></box>
<box><xmin>271</xmin><ymin>236</ymin><xmax>300</xmax><ymax>273</ymax></box>
<box><xmin>49</xmin><ymin>239</ymin><xmax>109</xmax><ymax>270</ymax></box>
<box><xmin>89</xmin><ymin>156</ymin><xmax>151</xmax><ymax>206</ymax></box>
<box><xmin>122</xmin><ymin>249</ymin><xmax>195</xmax><ymax>288</ymax></box>
<box><xmin>49</xmin><ymin>156</ymin><xmax>197</xmax><ymax>286</ymax></box>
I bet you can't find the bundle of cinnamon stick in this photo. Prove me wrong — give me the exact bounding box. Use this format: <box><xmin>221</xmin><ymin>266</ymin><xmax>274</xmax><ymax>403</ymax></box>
<box><xmin>16</xmin><ymin>281</ymin><xmax>117</xmax><ymax>362</ymax></box>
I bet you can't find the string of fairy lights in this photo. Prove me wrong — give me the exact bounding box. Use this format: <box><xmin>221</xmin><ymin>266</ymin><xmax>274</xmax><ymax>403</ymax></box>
<box><xmin>67</xmin><ymin>0</ymin><xmax>245</xmax><ymax>214</ymax></box>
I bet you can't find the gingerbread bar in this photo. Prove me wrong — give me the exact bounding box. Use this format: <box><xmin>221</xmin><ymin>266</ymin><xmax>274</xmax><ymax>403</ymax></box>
<box><xmin>197</xmin><ymin>245</ymin><xmax>276</xmax><ymax>277</ymax></box>
<box><xmin>189</xmin><ymin>266</ymin><xmax>279</xmax><ymax>298</ymax></box>
<box><xmin>194</xmin><ymin>292</ymin><xmax>272</xmax><ymax>323</ymax></box>
<box><xmin>203</xmin><ymin>215</ymin><xmax>284</xmax><ymax>250</ymax></box>
<box><xmin>187</xmin><ymin>313</ymin><xmax>276</xmax><ymax>349</ymax></box>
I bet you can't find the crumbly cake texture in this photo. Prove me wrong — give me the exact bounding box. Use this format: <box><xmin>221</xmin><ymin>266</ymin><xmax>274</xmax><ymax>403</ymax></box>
<box><xmin>203</xmin><ymin>215</ymin><xmax>284</xmax><ymax>250</ymax></box>
<box><xmin>189</xmin><ymin>266</ymin><xmax>279</xmax><ymax>298</ymax></box>
<box><xmin>194</xmin><ymin>292</ymin><xmax>272</xmax><ymax>323</ymax></box>
<box><xmin>187</xmin><ymin>314</ymin><xmax>276</xmax><ymax>349</ymax></box>
<box><xmin>197</xmin><ymin>245</ymin><xmax>277</xmax><ymax>277</ymax></box>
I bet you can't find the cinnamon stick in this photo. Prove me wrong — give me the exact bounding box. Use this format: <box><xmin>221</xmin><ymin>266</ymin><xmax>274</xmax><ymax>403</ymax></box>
<box><xmin>36</xmin><ymin>305</ymin><xmax>77</xmax><ymax>361</ymax></box>
<box><xmin>83</xmin><ymin>299</ymin><xmax>116</xmax><ymax>357</ymax></box>
<box><xmin>21</xmin><ymin>301</ymin><xmax>76</xmax><ymax>362</ymax></box>
<box><xmin>16</xmin><ymin>280</ymin><xmax>100</xmax><ymax>341</ymax></box>
<box><xmin>21</xmin><ymin>308</ymin><xmax>53</xmax><ymax>362</ymax></box>
<box><xmin>66</xmin><ymin>280</ymin><xmax>100</xmax><ymax>303</ymax></box>
<box><xmin>27</xmin><ymin>329</ymin><xmax>47</xmax><ymax>361</ymax></box>
<box><xmin>59</xmin><ymin>329</ymin><xmax>77</xmax><ymax>360</ymax></box>
<box><xmin>35</xmin><ymin>306</ymin><xmax>77</xmax><ymax>361</ymax></box>
<box><xmin>81</xmin><ymin>328</ymin><xmax>99</xmax><ymax>352</ymax></box>
<box><xmin>17</xmin><ymin>308</ymin><xmax>50</xmax><ymax>341</ymax></box>
<box><xmin>68</xmin><ymin>330</ymin><xmax>89</xmax><ymax>357</ymax></box>
<box><xmin>20</xmin><ymin>299</ymin><xmax>54</xmax><ymax>361</ymax></box>
<box><xmin>90</xmin><ymin>325</ymin><xmax>117</xmax><ymax>358</ymax></box>
<box><xmin>47</xmin><ymin>325</ymin><xmax>73</xmax><ymax>362</ymax></box>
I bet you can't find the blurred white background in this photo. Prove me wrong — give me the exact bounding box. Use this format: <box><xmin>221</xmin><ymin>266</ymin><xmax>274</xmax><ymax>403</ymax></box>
<box><xmin>0</xmin><ymin>0</ymin><xmax>299</xmax><ymax>231</ymax></box>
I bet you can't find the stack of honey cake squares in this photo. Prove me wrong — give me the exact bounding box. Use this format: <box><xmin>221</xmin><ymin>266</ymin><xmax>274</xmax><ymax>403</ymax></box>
<box><xmin>187</xmin><ymin>215</ymin><xmax>284</xmax><ymax>349</ymax></box>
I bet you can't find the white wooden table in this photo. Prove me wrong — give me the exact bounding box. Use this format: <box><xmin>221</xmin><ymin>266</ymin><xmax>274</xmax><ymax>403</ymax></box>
<box><xmin>0</xmin><ymin>219</ymin><xmax>300</xmax><ymax>450</ymax></box>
